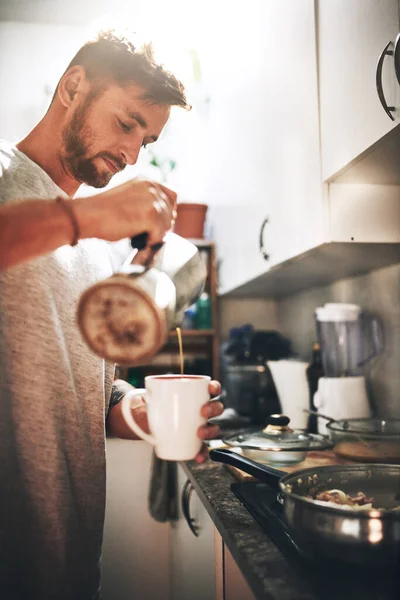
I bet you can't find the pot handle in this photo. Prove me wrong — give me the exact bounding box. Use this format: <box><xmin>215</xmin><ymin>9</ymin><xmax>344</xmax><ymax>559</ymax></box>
<box><xmin>131</xmin><ymin>232</ymin><xmax>149</xmax><ymax>250</ymax></box>
<box><xmin>209</xmin><ymin>448</ymin><xmax>284</xmax><ymax>492</ymax></box>
<box><xmin>131</xmin><ymin>232</ymin><xmax>165</xmax><ymax>254</ymax></box>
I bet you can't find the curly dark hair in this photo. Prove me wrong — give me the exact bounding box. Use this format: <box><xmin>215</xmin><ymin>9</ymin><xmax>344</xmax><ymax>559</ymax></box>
<box><xmin>54</xmin><ymin>28</ymin><xmax>191</xmax><ymax>109</ymax></box>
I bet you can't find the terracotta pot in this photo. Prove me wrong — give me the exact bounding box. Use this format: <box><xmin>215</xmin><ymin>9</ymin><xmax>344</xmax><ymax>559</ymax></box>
<box><xmin>173</xmin><ymin>203</ymin><xmax>208</xmax><ymax>239</ymax></box>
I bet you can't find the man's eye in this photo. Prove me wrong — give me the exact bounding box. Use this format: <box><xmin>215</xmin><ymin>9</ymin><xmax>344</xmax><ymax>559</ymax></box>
<box><xmin>118</xmin><ymin>119</ymin><xmax>132</xmax><ymax>133</ymax></box>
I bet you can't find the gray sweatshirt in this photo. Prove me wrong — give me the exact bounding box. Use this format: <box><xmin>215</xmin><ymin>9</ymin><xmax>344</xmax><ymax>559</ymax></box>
<box><xmin>0</xmin><ymin>141</ymin><xmax>131</xmax><ymax>600</ymax></box>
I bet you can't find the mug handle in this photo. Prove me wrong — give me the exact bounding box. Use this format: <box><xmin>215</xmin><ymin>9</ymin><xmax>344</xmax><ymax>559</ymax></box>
<box><xmin>120</xmin><ymin>389</ymin><xmax>156</xmax><ymax>446</ymax></box>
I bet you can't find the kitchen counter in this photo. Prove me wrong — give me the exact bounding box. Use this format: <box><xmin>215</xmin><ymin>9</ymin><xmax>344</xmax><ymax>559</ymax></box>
<box><xmin>181</xmin><ymin>457</ymin><xmax>400</xmax><ymax>600</ymax></box>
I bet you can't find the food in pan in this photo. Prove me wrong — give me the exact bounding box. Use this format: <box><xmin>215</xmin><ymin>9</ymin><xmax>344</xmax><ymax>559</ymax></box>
<box><xmin>312</xmin><ymin>489</ymin><xmax>374</xmax><ymax>510</ymax></box>
<box><xmin>306</xmin><ymin>487</ymin><xmax>400</xmax><ymax>512</ymax></box>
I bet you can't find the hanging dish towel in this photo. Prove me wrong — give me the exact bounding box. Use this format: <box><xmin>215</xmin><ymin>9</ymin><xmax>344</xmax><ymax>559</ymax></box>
<box><xmin>148</xmin><ymin>451</ymin><xmax>178</xmax><ymax>522</ymax></box>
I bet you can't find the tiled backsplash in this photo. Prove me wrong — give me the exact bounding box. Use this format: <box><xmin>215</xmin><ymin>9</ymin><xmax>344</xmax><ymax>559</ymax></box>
<box><xmin>276</xmin><ymin>263</ymin><xmax>400</xmax><ymax>418</ymax></box>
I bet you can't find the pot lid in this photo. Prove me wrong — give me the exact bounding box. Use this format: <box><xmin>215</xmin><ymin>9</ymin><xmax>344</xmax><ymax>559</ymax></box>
<box><xmin>223</xmin><ymin>414</ymin><xmax>333</xmax><ymax>452</ymax></box>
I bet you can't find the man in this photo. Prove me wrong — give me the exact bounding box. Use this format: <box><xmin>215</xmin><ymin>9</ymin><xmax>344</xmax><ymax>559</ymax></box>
<box><xmin>0</xmin><ymin>28</ymin><xmax>222</xmax><ymax>600</ymax></box>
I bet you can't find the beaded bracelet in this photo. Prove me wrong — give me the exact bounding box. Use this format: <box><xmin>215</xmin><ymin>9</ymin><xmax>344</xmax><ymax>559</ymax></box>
<box><xmin>56</xmin><ymin>197</ymin><xmax>80</xmax><ymax>246</ymax></box>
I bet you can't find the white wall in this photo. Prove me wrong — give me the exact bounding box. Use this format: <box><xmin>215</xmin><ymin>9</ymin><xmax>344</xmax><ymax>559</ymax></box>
<box><xmin>0</xmin><ymin>1</ymin><xmax>276</xmax><ymax>211</ymax></box>
<box><xmin>0</xmin><ymin>21</ymin><xmax>86</xmax><ymax>141</ymax></box>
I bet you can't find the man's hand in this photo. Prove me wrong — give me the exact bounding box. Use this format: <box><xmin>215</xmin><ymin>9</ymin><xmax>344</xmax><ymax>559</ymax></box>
<box><xmin>0</xmin><ymin>179</ymin><xmax>177</xmax><ymax>271</ymax></box>
<box><xmin>108</xmin><ymin>380</ymin><xmax>224</xmax><ymax>464</ymax></box>
<box><xmin>74</xmin><ymin>178</ymin><xmax>177</xmax><ymax>246</ymax></box>
<box><xmin>195</xmin><ymin>380</ymin><xmax>223</xmax><ymax>464</ymax></box>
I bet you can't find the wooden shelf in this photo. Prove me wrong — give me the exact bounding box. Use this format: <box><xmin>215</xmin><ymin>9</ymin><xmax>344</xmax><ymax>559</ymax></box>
<box><xmin>168</xmin><ymin>329</ymin><xmax>216</xmax><ymax>337</ymax></box>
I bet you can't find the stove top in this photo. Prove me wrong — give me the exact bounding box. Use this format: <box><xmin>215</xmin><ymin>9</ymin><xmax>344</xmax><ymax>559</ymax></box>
<box><xmin>231</xmin><ymin>481</ymin><xmax>400</xmax><ymax>600</ymax></box>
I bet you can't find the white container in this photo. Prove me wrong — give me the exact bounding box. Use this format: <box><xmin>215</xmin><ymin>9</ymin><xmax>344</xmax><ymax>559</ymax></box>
<box><xmin>266</xmin><ymin>360</ymin><xmax>310</xmax><ymax>430</ymax></box>
<box><xmin>314</xmin><ymin>376</ymin><xmax>372</xmax><ymax>435</ymax></box>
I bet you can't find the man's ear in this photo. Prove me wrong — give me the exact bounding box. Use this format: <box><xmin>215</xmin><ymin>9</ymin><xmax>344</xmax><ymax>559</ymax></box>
<box><xmin>57</xmin><ymin>65</ymin><xmax>88</xmax><ymax>108</ymax></box>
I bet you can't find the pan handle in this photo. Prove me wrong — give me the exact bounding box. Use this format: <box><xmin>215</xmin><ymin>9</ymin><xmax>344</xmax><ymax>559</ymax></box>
<box><xmin>209</xmin><ymin>448</ymin><xmax>284</xmax><ymax>492</ymax></box>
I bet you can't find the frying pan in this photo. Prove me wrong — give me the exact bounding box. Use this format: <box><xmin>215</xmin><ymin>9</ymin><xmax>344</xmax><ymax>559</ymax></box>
<box><xmin>209</xmin><ymin>448</ymin><xmax>400</xmax><ymax>566</ymax></box>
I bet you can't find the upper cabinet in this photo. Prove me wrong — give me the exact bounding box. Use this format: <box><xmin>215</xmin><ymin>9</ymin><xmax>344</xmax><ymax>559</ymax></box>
<box><xmin>318</xmin><ymin>0</ymin><xmax>400</xmax><ymax>181</ymax></box>
<box><xmin>205</xmin><ymin>0</ymin><xmax>400</xmax><ymax>298</ymax></box>
<box><xmin>205</xmin><ymin>0</ymin><xmax>324</xmax><ymax>295</ymax></box>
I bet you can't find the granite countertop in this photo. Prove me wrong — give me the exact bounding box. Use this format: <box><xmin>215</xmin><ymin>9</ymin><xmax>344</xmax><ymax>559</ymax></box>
<box><xmin>181</xmin><ymin>455</ymin><xmax>400</xmax><ymax>600</ymax></box>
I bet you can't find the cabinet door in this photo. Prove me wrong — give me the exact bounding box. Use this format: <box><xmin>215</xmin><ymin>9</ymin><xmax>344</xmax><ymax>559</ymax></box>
<box><xmin>214</xmin><ymin>529</ymin><xmax>256</xmax><ymax>600</ymax></box>
<box><xmin>170</xmin><ymin>465</ymin><xmax>216</xmax><ymax>600</ymax></box>
<box><xmin>318</xmin><ymin>0</ymin><xmax>400</xmax><ymax>181</ymax></box>
<box><xmin>102</xmin><ymin>440</ymin><xmax>171</xmax><ymax>600</ymax></box>
<box><xmin>206</xmin><ymin>1</ymin><xmax>323</xmax><ymax>294</ymax></box>
<box><xmin>224</xmin><ymin>543</ymin><xmax>256</xmax><ymax>600</ymax></box>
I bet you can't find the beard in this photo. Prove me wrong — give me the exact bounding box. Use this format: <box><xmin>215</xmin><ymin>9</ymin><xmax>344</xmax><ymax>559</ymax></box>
<box><xmin>61</xmin><ymin>95</ymin><xmax>125</xmax><ymax>188</ymax></box>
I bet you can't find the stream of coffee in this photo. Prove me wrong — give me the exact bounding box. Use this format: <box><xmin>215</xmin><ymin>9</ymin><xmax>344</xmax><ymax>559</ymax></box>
<box><xmin>176</xmin><ymin>327</ymin><xmax>184</xmax><ymax>375</ymax></box>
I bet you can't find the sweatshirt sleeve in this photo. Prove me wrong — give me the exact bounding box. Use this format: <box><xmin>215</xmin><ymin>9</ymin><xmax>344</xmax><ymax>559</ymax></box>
<box><xmin>107</xmin><ymin>379</ymin><xmax>135</xmax><ymax>416</ymax></box>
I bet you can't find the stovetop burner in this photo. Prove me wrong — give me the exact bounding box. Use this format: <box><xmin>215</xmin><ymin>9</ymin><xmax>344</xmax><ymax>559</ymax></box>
<box><xmin>231</xmin><ymin>481</ymin><xmax>311</xmax><ymax>564</ymax></box>
<box><xmin>231</xmin><ymin>481</ymin><xmax>400</xmax><ymax>600</ymax></box>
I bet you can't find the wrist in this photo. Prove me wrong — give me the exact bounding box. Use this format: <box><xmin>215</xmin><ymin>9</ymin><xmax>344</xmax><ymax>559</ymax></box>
<box><xmin>73</xmin><ymin>197</ymin><xmax>99</xmax><ymax>240</ymax></box>
<box><xmin>56</xmin><ymin>197</ymin><xmax>80</xmax><ymax>246</ymax></box>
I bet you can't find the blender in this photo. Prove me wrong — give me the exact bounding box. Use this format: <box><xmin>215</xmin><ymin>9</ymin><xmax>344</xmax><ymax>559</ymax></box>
<box><xmin>313</xmin><ymin>303</ymin><xmax>383</xmax><ymax>434</ymax></box>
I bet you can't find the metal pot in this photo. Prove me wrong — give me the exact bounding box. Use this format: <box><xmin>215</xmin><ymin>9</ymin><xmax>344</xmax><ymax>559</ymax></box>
<box><xmin>77</xmin><ymin>232</ymin><xmax>206</xmax><ymax>365</ymax></box>
<box><xmin>326</xmin><ymin>417</ymin><xmax>400</xmax><ymax>464</ymax></box>
<box><xmin>306</xmin><ymin>410</ymin><xmax>400</xmax><ymax>463</ymax></box>
<box><xmin>209</xmin><ymin>448</ymin><xmax>400</xmax><ymax>566</ymax></box>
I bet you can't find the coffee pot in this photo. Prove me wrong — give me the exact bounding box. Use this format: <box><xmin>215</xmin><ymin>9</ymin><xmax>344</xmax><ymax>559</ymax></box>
<box><xmin>77</xmin><ymin>232</ymin><xmax>207</xmax><ymax>365</ymax></box>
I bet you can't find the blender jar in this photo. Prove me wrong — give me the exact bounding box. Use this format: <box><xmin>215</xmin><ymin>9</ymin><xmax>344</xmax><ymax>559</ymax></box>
<box><xmin>315</xmin><ymin>303</ymin><xmax>383</xmax><ymax>377</ymax></box>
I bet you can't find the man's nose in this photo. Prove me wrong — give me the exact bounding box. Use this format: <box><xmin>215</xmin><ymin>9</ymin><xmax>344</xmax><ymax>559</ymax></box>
<box><xmin>120</xmin><ymin>140</ymin><xmax>142</xmax><ymax>166</ymax></box>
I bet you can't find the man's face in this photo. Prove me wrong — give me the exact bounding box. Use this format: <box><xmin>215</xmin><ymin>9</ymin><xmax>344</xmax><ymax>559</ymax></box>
<box><xmin>61</xmin><ymin>83</ymin><xmax>171</xmax><ymax>188</ymax></box>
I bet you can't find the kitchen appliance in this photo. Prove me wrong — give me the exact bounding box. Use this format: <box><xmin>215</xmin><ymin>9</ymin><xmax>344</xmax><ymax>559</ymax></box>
<box><xmin>315</xmin><ymin>303</ymin><xmax>382</xmax><ymax>377</ymax></box>
<box><xmin>266</xmin><ymin>360</ymin><xmax>310</xmax><ymax>430</ymax></box>
<box><xmin>77</xmin><ymin>232</ymin><xmax>207</xmax><ymax>365</ymax></box>
<box><xmin>210</xmin><ymin>448</ymin><xmax>400</xmax><ymax>567</ymax></box>
<box><xmin>314</xmin><ymin>303</ymin><xmax>383</xmax><ymax>434</ymax></box>
<box><xmin>222</xmin><ymin>414</ymin><xmax>332</xmax><ymax>465</ymax></box>
<box><xmin>223</xmin><ymin>363</ymin><xmax>280</xmax><ymax>425</ymax></box>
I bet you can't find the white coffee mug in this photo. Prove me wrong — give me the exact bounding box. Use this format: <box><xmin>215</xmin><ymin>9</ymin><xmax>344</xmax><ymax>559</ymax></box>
<box><xmin>120</xmin><ymin>374</ymin><xmax>211</xmax><ymax>460</ymax></box>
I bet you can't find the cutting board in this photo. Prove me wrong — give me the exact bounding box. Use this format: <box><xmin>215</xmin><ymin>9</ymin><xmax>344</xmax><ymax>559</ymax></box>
<box><xmin>224</xmin><ymin>450</ymin><xmax>351</xmax><ymax>481</ymax></box>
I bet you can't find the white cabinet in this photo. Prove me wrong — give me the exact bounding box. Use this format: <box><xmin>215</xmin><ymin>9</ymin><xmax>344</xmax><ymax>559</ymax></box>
<box><xmin>101</xmin><ymin>440</ymin><xmax>171</xmax><ymax>600</ymax></box>
<box><xmin>206</xmin><ymin>0</ymin><xmax>323</xmax><ymax>295</ymax></box>
<box><xmin>318</xmin><ymin>0</ymin><xmax>400</xmax><ymax>181</ymax></box>
<box><xmin>170</xmin><ymin>464</ymin><xmax>216</xmax><ymax>600</ymax></box>
<box><xmin>101</xmin><ymin>446</ymin><xmax>256</xmax><ymax>600</ymax></box>
<box><xmin>171</xmin><ymin>467</ymin><xmax>256</xmax><ymax>600</ymax></box>
<box><xmin>208</xmin><ymin>0</ymin><xmax>400</xmax><ymax>298</ymax></box>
